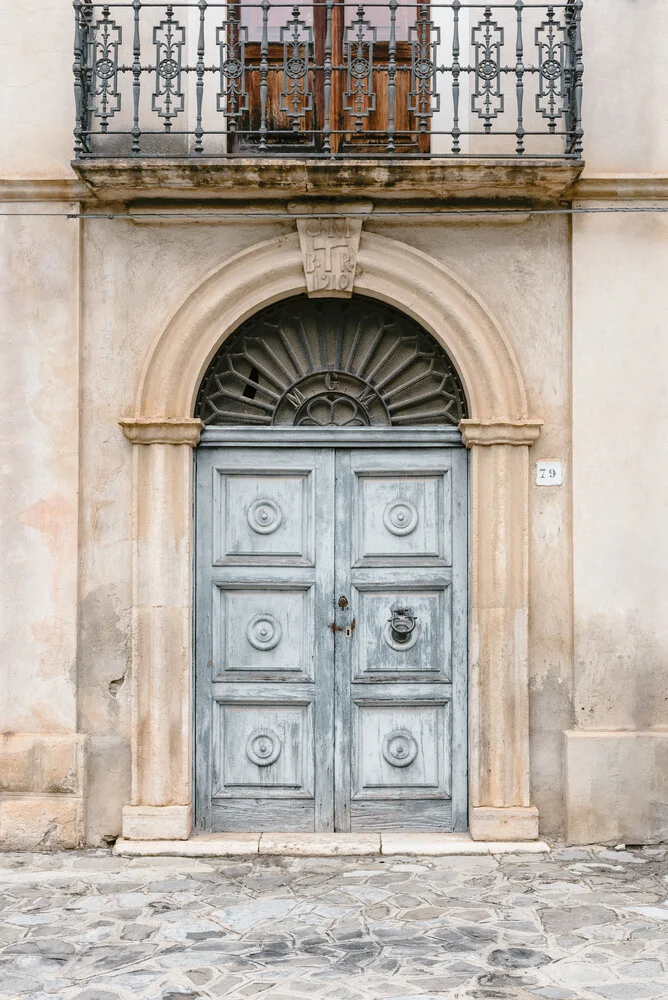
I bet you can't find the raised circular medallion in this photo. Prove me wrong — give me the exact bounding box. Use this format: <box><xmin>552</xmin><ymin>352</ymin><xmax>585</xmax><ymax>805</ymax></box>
<box><xmin>246</xmin><ymin>729</ymin><xmax>282</xmax><ymax>766</ymax></box>
<box><xmin>383</xmin><ymin>499</ymin><xmax>419</xmax><ymax>536</ymax></box>
<box><xmin>382</xmin><ymin>729</ymin><xmax>419</xmax><ymax>768</ymax></box>
<box><xmin>247</xmin><ymin>497</ymin><xmax>283</xmax><ymax>535</ymax></box>
<box><xmin>246</xmin><ymin>613</ymin><xmax>282</xmax><ymax>651</ymax></box>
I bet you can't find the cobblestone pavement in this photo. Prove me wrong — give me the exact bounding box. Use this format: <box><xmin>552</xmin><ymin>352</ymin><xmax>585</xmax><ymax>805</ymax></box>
<box><xmin>2</xmin><ymin>846</ymin><xmax>668</xmax><ymax>1000</ymax></box>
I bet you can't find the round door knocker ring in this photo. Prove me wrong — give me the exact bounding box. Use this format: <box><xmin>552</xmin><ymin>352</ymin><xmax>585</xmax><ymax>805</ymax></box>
<box><xmin>383</xmin><ymin>620</ymin><xmax>419</xmax><ymax>652</ymax></box>
<box><xmin>247</xmin><ymin>497</ymin><xmax>283</xmax><ymax>534</ymax></box>
<box><xmin>247</xmin><ymin>613</ymin><xmax>282</xmax><ymax>651</ymax></box>
<box><xmin>383</xmin><ymin>609</ymin><xmax>419</xmax><ymax>652</ymax></box>
<box><xmin>383</xmin><ymin>729</ymin><xmax>419</xmax><ymax>768</ymax></box>
<box><xmin>246</xmin><ymin>729</ymin><xmax>282</xmax><ymax>766</ymax></box>
<box><xmin>383</xmin><ymin>499</ymin><xmax>419</xmax><ymax>536</ymax></box>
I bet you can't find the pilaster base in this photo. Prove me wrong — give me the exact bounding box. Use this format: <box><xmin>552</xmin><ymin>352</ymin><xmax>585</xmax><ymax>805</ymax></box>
<box><xmin>122</xmin><ymin>805</ymin><xmax>191</xmax><ymax>841</ymax></box>
<box><xmin>470</xmin><ymin>806</ymin><xmax>539</xmax><ymax>842</ymax></box>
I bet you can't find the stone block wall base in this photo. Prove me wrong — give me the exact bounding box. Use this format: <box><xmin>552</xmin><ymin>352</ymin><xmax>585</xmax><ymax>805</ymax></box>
<box><xmin>0</xmin><ymin>796</ymin><xmax>84</xmax><ymax>850</ymax></box>
<box><xmin>565</xmin><ymin>730</ymin><xmax>668</xmax><ymax>845</ymax></box>
<box><xmin>470</xmin><ymin>806</ymin><xmax>540</xmax><ymax>841</ymax></box>
<box><xmin>122</xmin><ymin>804</ymin><xmax>192</xmax><ymax>840</ymax></box>
<box><xmin>0</xmin><ymin>733</ymin><xmax>85</xmax><ymax>795</ymax></box>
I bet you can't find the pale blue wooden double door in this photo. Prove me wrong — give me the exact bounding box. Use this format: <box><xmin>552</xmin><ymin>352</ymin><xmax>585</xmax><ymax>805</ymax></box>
<box><xmin>195</xmin><ymin>435</ymin><xmax>468</xmax><ymax>832</ymax></box>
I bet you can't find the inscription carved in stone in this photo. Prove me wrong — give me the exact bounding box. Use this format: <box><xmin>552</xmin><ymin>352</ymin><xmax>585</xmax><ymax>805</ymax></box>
<box><xmin>294</xmin><ymin>204</ymin><xmax>370</xmax><ymax>298</ymax></box>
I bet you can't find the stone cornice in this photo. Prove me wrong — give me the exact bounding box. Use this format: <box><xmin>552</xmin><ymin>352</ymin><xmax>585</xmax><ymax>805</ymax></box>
<box><xmin>569</xmin><ymin>174</ymin><xmax>668</xmax><ymax>201</ymax></box>
<box><xmin>4</xmin><ymin>172</ymin><xmax>668</xmax><ymax>206</ymax></box>
<box><xmin>460</xmin><ymin>419</ymin><xmax>543</xmax><ymax>448</ymax></box>
<box><xmin>0</xmin><ymin>178</ymin><xmax>88</xmax><ymax>202</ymax></box>
<box><xmin>72</xmin><ymin>158</ymin><xmax>583</xmax><ymax>206</ymax></box>
<box><xmin>120</xmin><ymin>417</ymin><xmax>203</xmax><ymax>447</ymax></box>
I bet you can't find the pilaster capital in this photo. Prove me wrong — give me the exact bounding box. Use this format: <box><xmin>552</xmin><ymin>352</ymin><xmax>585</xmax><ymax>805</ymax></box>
<box><xmin>459</xmin><ymin>418</ymin><xmax>543</xmax><ymax>448</ymax></box>
<box><xmin>119</xmin><ymin>417</ymin><xmax>204</xmax><ymax>447</ymax></box>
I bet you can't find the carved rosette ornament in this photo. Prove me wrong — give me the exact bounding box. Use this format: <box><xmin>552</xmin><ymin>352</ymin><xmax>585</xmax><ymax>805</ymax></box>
<box><xmin>246</xmin><ymin>729</ymin><xmax>282</xmax><ymax>766</ymax></box>
<box><xmin>247</xmin><ymin>497</ymin><xmax>283</xmax><ymax>534</ymax></box>
<box><xmin>382</xmin><ymin>730</ymin><xmax>419</xmax><ymax>768</ymax></box>
<box><xmin>246</xmin><ymin>613</ymin><xmax>282</xmax><ymax>651</ymax></box>
<box><xmin>383</xmin><ymin>499</ymin><xmax>419</xmax><ymax>536</ymax></box>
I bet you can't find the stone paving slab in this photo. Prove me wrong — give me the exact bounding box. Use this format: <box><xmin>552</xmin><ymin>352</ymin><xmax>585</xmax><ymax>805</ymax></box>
<box><xmin>1</xmin><ymin>845</ymin><xmax>667</xmax><ymax>1000</ymax></box>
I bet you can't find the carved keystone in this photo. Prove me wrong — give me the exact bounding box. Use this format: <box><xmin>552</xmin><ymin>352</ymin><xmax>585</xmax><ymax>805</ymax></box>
<box><xmin>289</xmin><ymin>200</ymin><xmax>372</xmax><ymax>299</ymax></box>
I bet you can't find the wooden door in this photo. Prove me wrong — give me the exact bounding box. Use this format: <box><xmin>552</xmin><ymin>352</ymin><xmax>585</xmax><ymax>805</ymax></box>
<box><xmin>195</xmin><ymin>447</ymin><xmax>336</xmax><ymax>832</ymax></box>
<box><xmin>228</xmin><ymin>1</ymin><xmax>428</xmax><ymax>153</ymax></box>
<box><xmin>195</xmin><ymin>439</ymin><xmax>467</xmax><ymax>832</ymax></box>
<box><xmin>333</xmin><ymin>448</ymin><xmax>468</xmax><ymax>831</ymax></box>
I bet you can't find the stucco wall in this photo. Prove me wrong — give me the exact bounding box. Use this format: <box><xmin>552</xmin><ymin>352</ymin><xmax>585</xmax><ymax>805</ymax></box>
<box><xmin>568</xmin><ymin>209</ymin><xmax>668</xmax><ymax>843</ymax></box>
<box><xmin>0</xmin><ymin>209</ymin><xmax>79</xmax><ymax>734</ymax></box>
<box><xmin>581</xmin><ymin>0</ymin><xmax>668</xmax><ymax>175</ymax></box>
<box><xmin>0</xmin><ymin>0</ymin><xmax>76</xmax><ymax>179</ymax></box>
<box><xmin>0</xmin><ymin>207</ymin><xmax>84</xmax><ymax>848</ymax></box>
<box><xmin>70</xmin><ymin>214</ymin><xmax>572</xmax><ymax>842</ymax></box>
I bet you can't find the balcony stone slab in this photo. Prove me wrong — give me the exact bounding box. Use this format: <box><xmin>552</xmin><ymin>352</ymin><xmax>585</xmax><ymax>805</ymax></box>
<box><xmin>72</xmin><ymin>157</ymin><xmax>583</xmax><ymax>206</ymax></box>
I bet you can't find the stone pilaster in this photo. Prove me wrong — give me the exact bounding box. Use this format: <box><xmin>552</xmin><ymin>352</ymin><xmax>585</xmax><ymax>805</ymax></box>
<box><xmin>119</xmin><ymin>417</ymin><xmax>202</xmax><ymax>840</ymax></box>
<box><xmin>461</xmin><ymin>419</ymin><xmax>542</xmax><ymax>841</ymax></box>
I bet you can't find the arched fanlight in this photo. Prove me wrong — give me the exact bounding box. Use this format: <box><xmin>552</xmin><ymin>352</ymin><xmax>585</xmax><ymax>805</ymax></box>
<box><xmin>196</xmin><ymin>295</ymin><xmax>467</xmax><ymax>427</ymax></box>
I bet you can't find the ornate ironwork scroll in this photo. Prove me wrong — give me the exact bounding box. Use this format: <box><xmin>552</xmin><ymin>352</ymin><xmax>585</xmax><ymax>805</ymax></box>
<box><xmin>88</xmin><ymin>4</ymin><xmax>122</xmax><ymax>130</ymax></box>
<box><xmin>472</xmin><ymin>8</ymin><xmax>504</xmax><ymax>130</ymax></box>
<box><xmin>343</xmin><ymin>5</ymin><xmax>377</xmax><ymax>129</ymax></box>
<box><xmin>216</xmin><ymin>12</ymin><xmax>249</xmax><ymax>128</ymax></box>
<box><xmin>409</xmin><ymin>5</ymin><xmax>439</xmax><ymax>135</ymax></box>
<box><xmin>196</xmin><ymin>296</ymin><xmax>468</xmax><ymax>427</ymax></box>
<box><xmin>535</xmin><ymin>8</ymin><xmax>569</xmax><ymax>130</ymax></box>
<box><xmin>280</xmin><ymin>6</ymin><xmax>314</xmax><ymax>129</ymax></box>
<box><xmin>152</xmin><ymin>6</ymin><xmax>185</xmax><ymax>128</ymax></box>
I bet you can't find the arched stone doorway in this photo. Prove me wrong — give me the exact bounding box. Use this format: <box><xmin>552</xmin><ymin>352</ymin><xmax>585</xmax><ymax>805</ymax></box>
<box><xmin>193</xmin><ymin>295</ymin><xmax>469</xmax><ymax>833</ymax></box>
<box><xmin>119</xmin><ymin>232</ymin><xmax>542</xmax><ymax>843</ymax></box>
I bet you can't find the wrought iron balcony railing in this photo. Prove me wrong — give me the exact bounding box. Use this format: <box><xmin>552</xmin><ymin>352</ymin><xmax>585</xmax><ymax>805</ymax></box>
<box><xmin>73</xmin><ymin>0</ymin><xmax>583</xmax><ymax>159</ymax></box>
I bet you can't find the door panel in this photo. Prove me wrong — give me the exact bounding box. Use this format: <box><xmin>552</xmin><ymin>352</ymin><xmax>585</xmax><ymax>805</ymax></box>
<box><xmin>232</xmin><ymin>1</ymin><xmax>428</xmax><ymax>154</ymax></box>
<box><xmin>354</xmin><ymin>472</ymin><xmax>449</xmax><ymax>564</ymax></box>
<box><xmin>352</xmin><ymin>702</ymin><xmax>450</xmax><ymax>796</ymax></box>
<box><xmin>213</xmin><ymin>700</ymin><xmax>315</xmax><ymax>795</ymax></box>
<box><xmin>352</xmin><ymin>584</ymin><xmax>451</xmax><ymax>678</ymax></box>
<box><xmin>214</xmin><ymin>468</ymin><xmax>314</xmax><ymax>565</ymax></box>
<box><xmin>196</xmin><ymin>442</ymin><xmax>467</xmax><ymax>832</ymax></box>
<box><xmin>212</xmin><ymin>584</ymin><xmax>314</xmax><ymax>678</ymax></box>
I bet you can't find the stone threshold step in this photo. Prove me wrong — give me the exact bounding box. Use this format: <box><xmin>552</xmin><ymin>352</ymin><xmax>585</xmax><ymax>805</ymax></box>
<box><xmin>114</xmin><ymin>832</ymin><xmax>550</xmax><ymax>858</ymax></box>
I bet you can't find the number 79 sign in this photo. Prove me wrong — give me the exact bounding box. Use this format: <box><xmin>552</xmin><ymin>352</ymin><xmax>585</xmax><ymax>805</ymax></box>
<box><xmin>535</xmin><ymin>461</ymin><xmax>564</xmax><ymax>486</ymax></box>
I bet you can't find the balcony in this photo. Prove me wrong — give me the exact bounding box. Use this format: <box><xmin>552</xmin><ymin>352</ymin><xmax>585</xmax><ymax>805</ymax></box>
<box><xmin>72</xmin><ymin>0</ymin><xmax>584</xmax><ymax>203</ymax></box>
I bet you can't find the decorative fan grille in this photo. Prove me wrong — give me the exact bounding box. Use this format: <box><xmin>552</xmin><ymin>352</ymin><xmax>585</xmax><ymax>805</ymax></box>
<box><xmin>196</xmin><ymin>296</ymin><xmax>467</xmax><ymax>427</ymax></box>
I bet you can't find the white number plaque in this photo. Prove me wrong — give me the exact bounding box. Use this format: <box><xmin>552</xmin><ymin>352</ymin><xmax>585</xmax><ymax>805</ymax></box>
<box><xmin>535</xmin><ymin>461</ymin><xmax>564</xmax><ymax>486</ymax></box>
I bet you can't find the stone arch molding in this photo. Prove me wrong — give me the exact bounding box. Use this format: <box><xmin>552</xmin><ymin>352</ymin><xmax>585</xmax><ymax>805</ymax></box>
<box><xmin>119</xmin><ymin>232</ymin><xmax>543</xmax><ymax>845</ymax></box>
<box><xmin>129</xmin><ymin>231</ymin><xmax>529</xmax><ymax>424</ymax></box>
